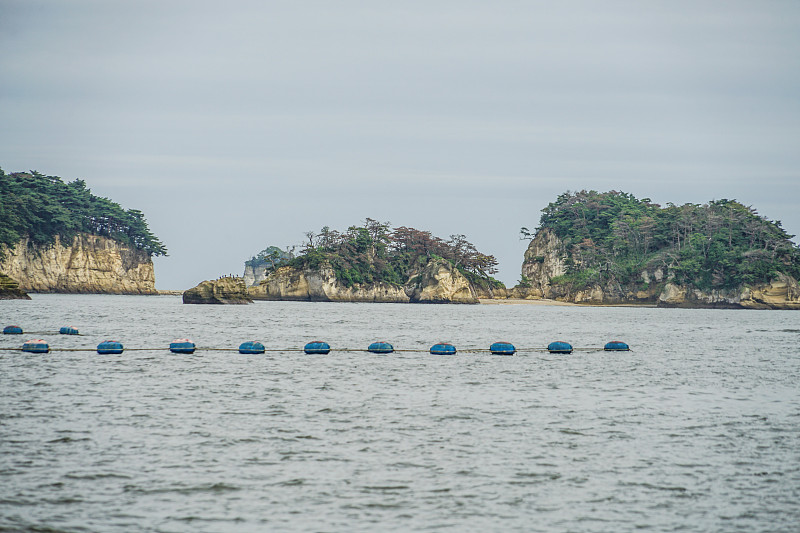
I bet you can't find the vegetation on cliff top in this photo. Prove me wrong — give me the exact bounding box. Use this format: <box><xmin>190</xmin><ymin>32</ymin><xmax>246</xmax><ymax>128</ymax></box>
<box><xmin>255</xmin><ymin>219</ymin><xmax>502</xmax><ymax>289</ymax></box>
<box><xmin>0</xmin><ymin>168</ymin><xmax>167</xmax><ymax>256</ymax></box>
<box><xmin>522</xmin><ymin>190</ymin><xmax>800</xmax><ymax>292</ymax></box>
<box><xmin>245</xmin><ymin>246</ymin><xmax>292</xmax><ymax>271</ymax></box>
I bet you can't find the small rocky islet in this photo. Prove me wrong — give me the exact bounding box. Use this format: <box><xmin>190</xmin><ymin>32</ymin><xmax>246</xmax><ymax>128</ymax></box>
<box><xmin>182</xmin><ymin>276</ymin><xmax>252</xmax><ymax>305</ymax></box>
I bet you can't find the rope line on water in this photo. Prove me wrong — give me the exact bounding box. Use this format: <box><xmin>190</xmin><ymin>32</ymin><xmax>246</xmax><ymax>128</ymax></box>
<box><xmin>0</xmin><ymin>346</ymin><xmax>614</xmax><ymax>353</ymax></box>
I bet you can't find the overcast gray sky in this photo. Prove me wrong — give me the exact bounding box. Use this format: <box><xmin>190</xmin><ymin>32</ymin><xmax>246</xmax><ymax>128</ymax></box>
<box><xmin>2</xmin><ymin>0</ymin><xmax>799</xmax><ymax>289</ymax></box>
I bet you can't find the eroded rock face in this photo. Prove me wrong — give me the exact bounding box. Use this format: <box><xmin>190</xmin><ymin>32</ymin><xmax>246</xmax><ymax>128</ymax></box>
<box><xmin>743</xmin><ymin>273</ymin><xmax>800</xmax><ymax>309</ymax></box>
<box><xmin>0</xmin><ymin>273</ymin><xmax>30</xmax><ymax>300</ymax></box>
<box><xmin>248</xmin><ymin>264</ymin><xmax>409</xmax><ymax>303</ymax></box>
<box><xmin>506</xmin><ymin>286</ymin><xmax>541</xmax><ymax>299</ymax></box>
<box><xmin>520</xmin><ymin>228</ymin><xmax>567</xmax><ymax>298</ymax></box>
<box><xmin>405</xmin><ymin>258</ymin><xmax>478</xmax><ymax>304</ymax></box>
<box><xmin>0</xmin><ymin>234</ymin><xmax>156</xmax><ymax>294</ymax></box>
<box><xmin>471</xmin><ymin>285</ymin><xmax>508</xmax><ymax>300</ymax></box>
<box><xmin>183</xmin><ymin>277</ymin><xmax>253</xmax><ymax>304</ymax></box>
<box><xmin>248</xmin><ymin>258</ymin><xmax>478</xmax><ymax>304</ymax></box>
<box><xmin>658</xmin><ymin>274</ymin><xmax>800</xmax><ymax>309</ymax></box>
<box><xmin>243</xmin><ymin>264</ymin><xmax>269</xmax><ymax>287</ymax></box>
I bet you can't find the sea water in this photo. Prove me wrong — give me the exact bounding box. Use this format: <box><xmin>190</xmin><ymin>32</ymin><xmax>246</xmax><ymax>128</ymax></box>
<box><xmin>1</xmin><ymin>294</ymin><xmax>799</xmax><ymax>532</ymax></box>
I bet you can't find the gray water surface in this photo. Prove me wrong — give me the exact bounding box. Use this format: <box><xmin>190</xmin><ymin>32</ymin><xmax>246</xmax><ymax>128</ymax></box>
<box><xmin>1</xmin><ymin>295</ymin><xmax>799</xmax><ymax>532</ymax></box>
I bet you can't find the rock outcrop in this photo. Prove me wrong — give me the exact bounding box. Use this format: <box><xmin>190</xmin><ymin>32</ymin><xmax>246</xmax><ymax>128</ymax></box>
<box><xmin>519</xmin><ymin>229</ymin><xmax>800</xmax><ymax>309</ymax></box>
<box><xmin>248</xmin><ymin>257</ymin><xmax>479</xmax><ymax>304</ymax></box>
<box><xmin>406</xmin><ymin>258</ymin><xmax>478</xmax><ymax>304</ymax></box>
<box><xmin>658</xmin><ymin>273</ymin><xmax>800</xmax><ymax>309</ymax></box>
<box><xmin>471</xmin><ymin>285</ymin><xmax>509</xmax><ymax>299</ymax></box>
<box><xmin>243</xmin><ymin>263</ymin><xmax>268</xmax><ymax>288</ymax></box>
<box><xmin>519</xmin><ymin>228</ymin><xmax>568</xmax><ymax>298</ymax></box>
<box><xmin>0</xmin><ymin>273</ymin><xmax>30</xmax><ymax>300</ymax></box>
<box><xmin>0</xmin><ymin>234</ymin><xmax>157</xmax><ymax>294</ymax></box>
<box><xmin>248</xmin><ymin>264</ymin><xmax>410</xmax><ymax>302</ymax></box>
<box><xmin>183</xmin><ymin>276</ymin><xmax>253</xmax><ymax>304</ymax></box>
<box><xmin>744</xmin><ymin>273</ymin><xmax>800</xmax><ymax>309</ymax></box>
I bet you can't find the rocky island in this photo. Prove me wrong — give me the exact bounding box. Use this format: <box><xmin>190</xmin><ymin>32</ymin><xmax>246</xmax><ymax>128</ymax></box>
<box><xmin>183</xmin><ymin>276</ymin><xmax>253</xmax><ymax>304</ymax></box>
<box><xmin>516</xmin><ymin>190</ymin><xmax>800</xmax><ymax>309</ymax></box>
<box><xmin>243</xmin><ymin>220</ymin><xmax>504</xmax><ymax>304</ymax></box>
<box><xmin>0</xmin><ymin>168</ymin><xmax>166</xmax><ymax>294</ymax></box>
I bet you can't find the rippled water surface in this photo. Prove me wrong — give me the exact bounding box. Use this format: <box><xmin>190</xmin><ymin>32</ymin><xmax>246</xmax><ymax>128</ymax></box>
<box><xmin>2</xmin><ymin>295</ymin><xmax>800</xmax><ymax>532</ymax></box>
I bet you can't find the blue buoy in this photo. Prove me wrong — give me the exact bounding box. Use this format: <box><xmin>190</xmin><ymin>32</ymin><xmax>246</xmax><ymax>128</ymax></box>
<box><xmin>604</xmin><ymin>340</ymin><xmax>630</xmax><ymax>351</ymax></box>
<box><xmin>22</xmin><ymin>339</ymin><xmax>49</xmax><ymax>353</ymax></box>
<box><xmin>490</xmin><ymin>341</ymin><xmax>516</xmax><ymax>355</ymax></box>
<box><xmin>239</xmin><ymin>341</ymin><xmax>265</xmax><ymax>354</ymax></box>
<box><xmin>368</xmin><ymin>341</ymin><xmax>394</xmax><ymax>354</ymax></box>
<box><xmin>3</xmin><ymin>325</ymin><xmax>23</xmax><ymax>335</ymax></box>
<box><xmin>169</xmin><ymin>339</ymin><xmax>196</xmax><ymax>354</ymax></box>
<box><xmin>430</xmin><ymin>343</ymin><xmax>456</xmax><ymax>355</ymax></box>
<box><xmin>547</xmin><ymin>341</ymin><xmax>573</xmax><ymax>354</ymax></box>
<box><xmin>97</xmin><ymin>340</ymin><xmax>124</xmax><ymax>354</ymax></box>
<box><xmin>304</xmin><ymin>341</ymin><xmax>331</xmax><ymax>354</ymax></box>
<box><xmin>59</xmin><ymin>326</ymin><xmax>79</xmax><ymax>335</ymax></box>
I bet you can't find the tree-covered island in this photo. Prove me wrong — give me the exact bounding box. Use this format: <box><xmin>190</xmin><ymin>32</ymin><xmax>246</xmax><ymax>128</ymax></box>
<box><xmin>520</xmin><ymin>190</ymin><xmax>800</xmax><ymax>307</ymax></box>
<box><xmin>244</xmin><ymin>219</ymin><xmax>504</xmax><ymax>303</ymax></box>
<box><xmin>293</xmin><ymin>219</ymin><xmax>501</xmax><ymax>288</ymax></box>
<box><xmin>0</xmin><ymin>168</ymin><xmax>165</xmax><ymax>295</ymax></box>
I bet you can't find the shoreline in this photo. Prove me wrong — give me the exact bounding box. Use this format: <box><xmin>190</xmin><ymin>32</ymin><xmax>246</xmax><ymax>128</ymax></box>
<box><xmin>480</xmin><ymin>298</ymin><xmax>659</xmax><ymax>307</ymax></box>
<box><xmin>478</xmin><ymin>298</ymin><xmax>576</xmax><ymax>306</ymax></box>
<box><xmin>8</xmin><ymin>292</ymin><xmax>789</xmax><ymax>309</ymax></box>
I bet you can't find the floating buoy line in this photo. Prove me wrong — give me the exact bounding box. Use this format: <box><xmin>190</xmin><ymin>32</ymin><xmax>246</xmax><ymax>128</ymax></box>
<box><xmin>1</xmin><ymin>338</ymin><xmax>631</xmax><ymax>355</ymax></box>
<box><xmin>2</xmin><ymin>325</ymin><xmax>631</xmax><ymax>355</ymax></box>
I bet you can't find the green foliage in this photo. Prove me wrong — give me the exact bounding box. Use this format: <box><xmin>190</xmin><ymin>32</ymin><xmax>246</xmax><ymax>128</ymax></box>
<box><xmin>517</xmin><ymin>275</ymin><xmax>533</xmax><ymax>288</ymax></box>
<box><xmin>457</xmin><ymin>267</ymin><xmax>505</xmax><ymax>290</ymax></box>
<box><xmin>550</xmin><ymin>269</ymin><xmax>602</xmax><ymax>292</ymax></box>
<box><xmin>245</xmin><ymin>246</ymin><xmax>292</xmax><ymax>272</ymax></box>
<box><xmin>285</xmin><ymin>219</ymin><xmax>502</xmax><ymax>288</ymax></box>
<box><xmin>0</xmin><ymin>168</ymin><xmax>167</xmax><ymax>256</ymax></box>
<box><xmin>531</xmin><ymin>190</ymin><xmax>800</xmax><ymax>291</ymax></box>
